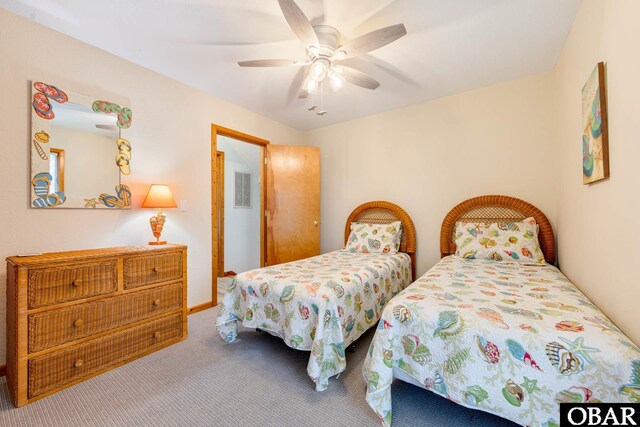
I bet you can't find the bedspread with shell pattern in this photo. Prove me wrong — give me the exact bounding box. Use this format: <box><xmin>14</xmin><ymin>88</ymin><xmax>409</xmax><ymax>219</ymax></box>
<box><xmin>363</xmin><ymin>256</ymin><xmax>640</xmax><ymax>426</ymax></box>
<box><xmin>216</xmin><ymin>250</ymin><xmax>412</xmax><ymax>391</ymax></box>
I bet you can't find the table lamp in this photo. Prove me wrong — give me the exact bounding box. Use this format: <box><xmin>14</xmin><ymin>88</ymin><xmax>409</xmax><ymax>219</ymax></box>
<box><xmin>141</xmin><ymin>184</ymin><xmax>177</xmax><ymax>245</ymax></box>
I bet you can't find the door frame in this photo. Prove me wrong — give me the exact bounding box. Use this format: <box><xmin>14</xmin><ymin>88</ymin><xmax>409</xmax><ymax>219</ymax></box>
<box><xmin>215</xmin><ymin>151</ymin><xmax>225</xmax><ymax>278</ymax></box>
<box><xmin>211</xmin><ymin>125</ymin><xmax>269</xmax><ymax>306</ymax></box>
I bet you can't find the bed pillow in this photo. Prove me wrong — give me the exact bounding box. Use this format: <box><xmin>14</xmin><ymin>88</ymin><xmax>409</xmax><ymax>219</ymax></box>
<box><xmin>345</xmin><ymin>221</ymin><xmax>402</xmax><ymax>254</ymax></box>
<box><xmin>454</xmin><ymin>217</ymin><xmax>546</xmax><ymax>264</ymax></box>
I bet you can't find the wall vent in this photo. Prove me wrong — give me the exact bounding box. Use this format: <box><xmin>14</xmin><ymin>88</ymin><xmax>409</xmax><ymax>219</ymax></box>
<box><xmin>234</xmin><ymin>171</ymin><xmax>252</xmax><ymax>208</ymax></box>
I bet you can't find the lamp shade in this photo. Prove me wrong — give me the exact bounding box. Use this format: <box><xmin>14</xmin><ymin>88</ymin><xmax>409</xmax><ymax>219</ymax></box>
<box><xmin>141</xmin><ymin>184</ymin><xmax>177</xmax><ymax>209</ymax></box>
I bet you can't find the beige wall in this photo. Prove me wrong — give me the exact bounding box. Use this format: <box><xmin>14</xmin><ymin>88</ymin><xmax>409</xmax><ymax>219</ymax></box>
<box><xmin>553</xmin><ymin>0</ymin><xmax>640</xmax><ymax>343</ymax></box>
<box><xmin>306</xmin><ymin>73</ymin><xmax>558</xmax><ymax>277</ymax></box>
<box><xmin>0</xmin><ymin>9</ymin><xmax>305</xmax><ymax>363</ymax></box>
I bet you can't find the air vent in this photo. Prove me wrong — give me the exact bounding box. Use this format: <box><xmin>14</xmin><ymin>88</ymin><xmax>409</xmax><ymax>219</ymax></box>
<box><xmin>234</xmin><ymin>171</ymin><xmax>251</xmax><ymax>208</ymax></box>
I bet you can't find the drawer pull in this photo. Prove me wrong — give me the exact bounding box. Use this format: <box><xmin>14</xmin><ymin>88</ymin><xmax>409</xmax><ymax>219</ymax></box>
<box><xmin>153</xmin><ymin>299</ymin><xmax>161</xmax><ymax>306</ymax></box>
<box><xmin>73</xmin><ymin>318</ymin><xmax>84</xmax><ymax>327</ymax></box>
<box><xmin>152</xmin><ymin>267</ymin><xmax>162</xmax><ymax>273</ymax></box>
<box><xmin>72</xmin><ymin>279</ymin><xmax>83</xmax><ymax>287</ymax></box>
<box><xmin>74</xmin><ymin>359</ymin><xmax>84</xmax><ymax>368</ymax></box>
<box><xmin>153</xmin><ymin>331</ymin><xmax>161</xmax><ymax>339</ymax></box>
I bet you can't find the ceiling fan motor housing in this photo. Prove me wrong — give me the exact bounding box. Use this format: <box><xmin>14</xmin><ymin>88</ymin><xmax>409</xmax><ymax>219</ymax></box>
<box><xmin>313</xmin><ymin>25</ymin><xmax>341</xmax><ymax>55</ymax></box>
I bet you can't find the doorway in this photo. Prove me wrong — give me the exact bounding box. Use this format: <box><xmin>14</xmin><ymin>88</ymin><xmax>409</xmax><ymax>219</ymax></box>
<box><xmin>211</xmin><ymin>125</ymin><xmax>268</xmax><ymax>306</ymax></box>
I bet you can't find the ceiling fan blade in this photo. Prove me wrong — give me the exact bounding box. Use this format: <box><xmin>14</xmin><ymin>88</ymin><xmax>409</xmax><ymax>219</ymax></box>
<box><xmin>278</xmin><ymin>0</ymin><xmax>319</xmax><ymax>48</ymax></box>
<box><xmin>287</xmin><ymin>67</ymin><xmax>309</xmax><ymax>103</ymax></box>
<box><xmin>238</xmin><ymin>59</ymin><xmax>304</xmax><ymax>67</ymax></box>
<box><xmin>336</xmin><ymin>24</ymin><xmax>407</xmax><ymax>59</ymax></box>
<box><xmin>342</xmin><ymin>66</ymin><xmax>381</xmax><ymax>90</ymax></box>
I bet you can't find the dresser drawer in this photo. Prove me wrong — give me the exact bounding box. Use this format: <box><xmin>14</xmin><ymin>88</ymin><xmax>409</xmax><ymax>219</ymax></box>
<box><xmin>28</xmin><ymin>313</ymin><xmax>183</xmax><ymax>398</ymax></box>
<box><xmin>28</xmin><ymin>261</ymin><xmax>118</xmax><ymax>309</ymax></box>
<box><xmin>123</xmin><ymin>251</ymin><xmax>183</xmax><ymax>289</ymax></box>
<box><xmin>28</xmin><ymin>282</ymin><xmax>183</xmax><ymax>353</ymax></box>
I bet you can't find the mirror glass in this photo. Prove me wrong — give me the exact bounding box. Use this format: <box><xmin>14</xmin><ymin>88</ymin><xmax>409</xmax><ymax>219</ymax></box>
<box><xmin>48</xmin><ymin>102</ymin><xmax>120</xmax><ymax>198</ymax></box>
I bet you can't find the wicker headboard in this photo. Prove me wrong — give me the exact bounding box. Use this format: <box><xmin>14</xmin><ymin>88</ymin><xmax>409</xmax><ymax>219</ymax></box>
<box><xmin>440</xmin><ymin>195</ymin><xmax>556</xmax><ymax>264</ymax></box>
<box><xmin>344</xmin><ymin>201</ymin><xmax>417</xmax><ymax>280</ymax></box>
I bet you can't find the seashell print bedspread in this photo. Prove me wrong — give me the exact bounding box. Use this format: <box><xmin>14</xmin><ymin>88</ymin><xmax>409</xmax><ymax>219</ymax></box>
<box><xmin>216</xmin><ymin>250</ymin><xmax>412</xmax><ymax>391</ymax></box>
<box><xmin>363</xmin><ymin>256</ymin><xmax>640</xmax><ymax>426</ymax></box>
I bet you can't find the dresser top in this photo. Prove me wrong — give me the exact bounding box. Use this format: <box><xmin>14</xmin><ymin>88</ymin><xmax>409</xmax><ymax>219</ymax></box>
<box><xmin>6</xmin><ymin>244</ymin><xmax>187</xmax><ymax>266</ymax></box>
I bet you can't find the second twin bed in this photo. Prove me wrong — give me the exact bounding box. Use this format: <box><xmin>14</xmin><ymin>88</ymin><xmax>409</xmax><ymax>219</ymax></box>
<box><xmin>365</xmin><ymin>195</ymin><xmax>639</xmax><ymax>426</ymax></box>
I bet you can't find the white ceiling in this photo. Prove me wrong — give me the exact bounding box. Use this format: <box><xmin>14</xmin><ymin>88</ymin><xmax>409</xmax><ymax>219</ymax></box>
<box><xmin>2</xmin><ymin>0</ymin><xmax>580</xmax><ymax>130</ymax></box>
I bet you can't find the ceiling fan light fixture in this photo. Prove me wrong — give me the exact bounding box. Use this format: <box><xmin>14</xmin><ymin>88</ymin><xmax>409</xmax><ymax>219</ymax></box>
<box><xmin>311</xmin><ymin>59</ymin><xmax>329</xmax><ymax>81</ymax></box>
<box><xmin>328</xmin><ymin>68</ymin><xmax>345</xmax><ymax>91</ymax></box>
<box><xmin>329</xmin><ymin>75</ymin><xmax>343</xmax><ymax>91</ymax></box>
<box><xmin>304</xmin><ymin>76</ymin><xmax>318</xmax><ymax>94</ymax></box>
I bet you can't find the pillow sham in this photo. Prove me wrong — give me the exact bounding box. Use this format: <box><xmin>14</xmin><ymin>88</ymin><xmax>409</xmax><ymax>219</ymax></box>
<box><xmin>345</xmin><ymin>221</ymin><xmax>402</xmax><ymax>254</ymax></box>
<box><xmin>454</xmin><ymin>217</ymin><xmax>546</xmax><ymax>264</ymax></box>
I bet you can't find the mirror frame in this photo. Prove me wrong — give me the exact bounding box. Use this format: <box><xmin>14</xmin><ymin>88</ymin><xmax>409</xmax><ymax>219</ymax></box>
<box><xmin>30</xmin><ymin>80</ymin><xmax>133</xmax><ymax>209</ymax></box>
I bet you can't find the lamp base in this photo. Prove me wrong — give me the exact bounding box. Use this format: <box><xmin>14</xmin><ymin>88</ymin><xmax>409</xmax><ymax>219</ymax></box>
<box><xmin>148</xmin><ymin>241</ymin><xmax>167</xmax><ymax>245</ymax></box>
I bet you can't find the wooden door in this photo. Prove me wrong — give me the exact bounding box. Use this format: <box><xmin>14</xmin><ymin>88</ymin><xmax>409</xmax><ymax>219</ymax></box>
<box><xmin>215</xmin><ymin>151</ymin><xmax>225</xmax><ymax>278</ymax></box>
<box><xmin>266</xmin><ymin>145</ymin><xmax>320</xmax><ymax>266</ymax></box>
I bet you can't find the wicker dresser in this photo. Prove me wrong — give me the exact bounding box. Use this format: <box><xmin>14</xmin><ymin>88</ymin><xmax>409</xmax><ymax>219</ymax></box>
<box><xmin>6</xmin><ymin>244</ymin><xmax>187</xmax><ymax>407</ymax></box>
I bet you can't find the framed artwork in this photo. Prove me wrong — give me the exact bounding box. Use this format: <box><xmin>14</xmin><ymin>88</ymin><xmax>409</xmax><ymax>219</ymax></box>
<box><xmin>581</xmin><ymin>62</ymin><xmax>609</xmax><ymax>184</ymax></box>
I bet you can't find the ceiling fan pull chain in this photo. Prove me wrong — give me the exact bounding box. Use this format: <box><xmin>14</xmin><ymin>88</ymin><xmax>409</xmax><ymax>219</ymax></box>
<box><xmin>317</xmin><ymin>81</ymin><xmax>327</xmax><ymax>116</ymax></box>
<box><xmin>307</xmin><ymin>88</ymin><xmax>317</xmax><ymax>112</ymax></box>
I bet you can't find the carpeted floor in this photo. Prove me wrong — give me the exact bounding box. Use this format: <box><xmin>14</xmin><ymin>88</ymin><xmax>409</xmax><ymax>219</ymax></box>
<box><xmin>0</xmin><ymin>306</ymin><xmax>517</xmax><ymax>426</ymax></box>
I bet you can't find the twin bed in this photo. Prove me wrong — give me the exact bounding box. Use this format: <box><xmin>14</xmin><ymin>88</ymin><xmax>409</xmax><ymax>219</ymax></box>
<box><xmin>216</xmin><ymin>196</ymin><xmax>640</xmax><ymax>426</ymax></box>
<box><xmin>364</xmin><ymin>195</ymin><xmax>640</xmax><ymax>426</ymax></box>
<box><xmin>216</xmin><ymin>201</ymin><xmax>416</xmax><ymax>391</ymax></box>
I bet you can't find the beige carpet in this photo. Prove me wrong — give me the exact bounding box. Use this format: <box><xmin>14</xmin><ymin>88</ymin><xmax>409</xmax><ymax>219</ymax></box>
<box><xmin>0</xmin><ymin>306</ymin><xmax>516</xmax><ymax>426</ymax></box>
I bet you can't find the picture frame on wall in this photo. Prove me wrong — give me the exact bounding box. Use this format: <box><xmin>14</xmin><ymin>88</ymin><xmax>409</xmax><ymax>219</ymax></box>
<box><xmin>582</xmin><ymin>62</ymin><xmax>609</xmax><ymax>185</ymax></box>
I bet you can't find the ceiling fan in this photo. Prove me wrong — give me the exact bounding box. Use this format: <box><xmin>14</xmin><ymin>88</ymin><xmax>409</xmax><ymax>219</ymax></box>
<box><xmin>238</xmin><ymin>0</ymin><xmax>407</xmax><ymax>102</ymax></box>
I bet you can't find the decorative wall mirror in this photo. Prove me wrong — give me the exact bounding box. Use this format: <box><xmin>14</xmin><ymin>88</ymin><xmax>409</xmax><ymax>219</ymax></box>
<box><xmin>30</xmin><ymin>81</ymin><xmax>133</xmax><ymax>208</ymax></box>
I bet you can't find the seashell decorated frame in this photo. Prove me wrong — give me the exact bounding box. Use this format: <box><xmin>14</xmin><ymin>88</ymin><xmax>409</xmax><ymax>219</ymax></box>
<box><xmin>30</xmin><ymin>80</ymin><xmax>133</xmax><ymax>209</ymax></box>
